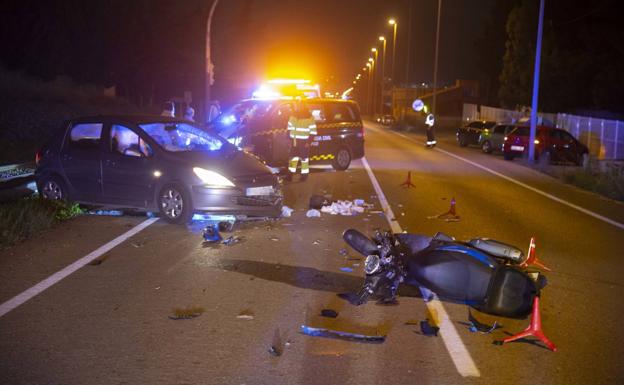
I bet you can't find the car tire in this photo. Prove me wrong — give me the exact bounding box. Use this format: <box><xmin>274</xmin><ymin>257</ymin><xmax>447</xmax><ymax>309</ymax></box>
<box><xmin>503</xmin><ymin>153</ymin><xmax>514</xmax><ymax>161</ymax></box>
<box><xmin>158</xmin><ymin>183</ymin><xmax>193</xmax><ymax>224</ymax></box>
<box><xmin>458</xmin><ymin>134</ymin><xmax>468</xmax><ymax>147</ymax></box>
<box><xmin>38</xmin><ymin>174</ymin><xmax>68</xmax><ymax>201</ymax></box>
<box><xmin>481</xmin><ymin>140</ymin><xmax>493</xmax><ymax>154</ymax></box>
<box><xmin>577</xmin><ymin>152</ymin><xmax>588</xmax><ymax>167</ymax></box>
<box><xmin>332</xmin><ymin>147</ymin><xmax>351</xmax><ymax>171</ymax></box>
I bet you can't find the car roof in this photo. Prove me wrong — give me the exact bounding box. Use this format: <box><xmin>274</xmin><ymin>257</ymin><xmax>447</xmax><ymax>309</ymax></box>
<box><xmin>69</xmin><ymin>114</ymin><xmax>191</xmax><ymax>125</ymax></box>
<box><xmin>240</xmin><ymin>98</ymin><xmax>358</xmax><ymax>105</ymax></box>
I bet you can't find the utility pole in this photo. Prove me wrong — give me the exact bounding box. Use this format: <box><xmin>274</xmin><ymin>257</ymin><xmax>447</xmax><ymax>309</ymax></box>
<box><xmin>205</xmin><ymin>0</ymin><xmax>219</xmax><ymax>123</ymax></box>
<box><xmin>431</xmin><ymin>0</ymin><xmax>442</xmax><ymax>117</ymax></box>
<box><xmin>528</xmin><ymin>0</ymin><xmax>545</xmax><ymax>163</ymax></box>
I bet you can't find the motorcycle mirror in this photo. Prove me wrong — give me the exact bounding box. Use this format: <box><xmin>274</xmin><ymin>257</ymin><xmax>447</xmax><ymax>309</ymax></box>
<box><xmin>343</xmin><ymin>229</ymin><xmax>378</xmax><ymax>256</ymax></box>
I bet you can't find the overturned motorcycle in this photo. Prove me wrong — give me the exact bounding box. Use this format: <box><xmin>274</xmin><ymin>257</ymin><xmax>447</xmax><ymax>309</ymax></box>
<box><xmin>341</xmin><ymin>229</ymin><xmax>557</xmax><ymax>351</ymax></box>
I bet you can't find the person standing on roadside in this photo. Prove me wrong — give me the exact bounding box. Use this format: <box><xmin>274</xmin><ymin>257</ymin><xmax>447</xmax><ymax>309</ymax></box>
<box><xmin>286</xmin><ymin>101</ymin><xmax>317</xmax><ymax>181</ymax></box>
<box><xmin>161</xmin><ymin>101</ymin><xmax>175</xmax><ymax>117</ymax></box>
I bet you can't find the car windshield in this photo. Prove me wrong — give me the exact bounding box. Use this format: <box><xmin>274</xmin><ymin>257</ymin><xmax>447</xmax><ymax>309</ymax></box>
<box><xmin>140</xmin><ymin>122</ymin><xmax>227</xmax><ymax>152</ymax></box>
<box><xmin>511</xmin><ymin>127</ymin><xmax>530</xmax><ymax>136</ymax></box>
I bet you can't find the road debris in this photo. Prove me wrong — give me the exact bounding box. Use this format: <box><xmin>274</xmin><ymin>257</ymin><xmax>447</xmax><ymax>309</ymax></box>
<box><xmin>131</xmin><ymin>241</ymin><xmax>145</xmax><ymax>248</ymax></box>
<box><xmin>268</xmin><ymin>346</ymin><xmax>282</xmax><ymax>357</ymax></box>
<box><xmin>309</xmin><ymin>195</ymin><xmax>332</xmax><ymax>209</ymax></box>
<box><xmin>468</xmin><ymin>309</ymin><xmax>499</xmax><ymax>334</ymax></box>
<box><xmin>300</xmin><ymin>325</ymin><xmax>386</xmax><ymax>343</ymax></box>
<box><xmin>218</xmin><ymin>221</ymin><xmax>234</xmax><ymax>232</ymax></box>
<box><xmin>269</xmin><ymin>236</ymin><xmax>279</xmax><ymax>241</ymax></box>
<box><xmin>418</xmin><ymin>319</ymin><xmax>439</xmax><ymax>337</ymax></box>
<box><xmin>320</xmin><ymin>309</ymin><xmax>339</xmax><ymax>318</ymax></box>
<box><xmin>339</xmin><ymin>248</ymin><xmax>348</xmax><ymax>256</ymax></box>
<box><xmin>320</xmin><ymin>200</ymin><xmax>367</xmax><ymax>216</ymax></box>
<box><xmin>312</xmin><ymin>239</ymin><xmax>321</xmax><ymax>245</ymax></box>
<box><xmin>87</xmin><ymin>209</ymin><xmax>124</xmax><ymax>216</ymax></box>
<box><xmin>222</xmin><ymin>235</ymin><xmax>242</xmax><ymax>246</ymax></box>
<box><xmin>202</xmin><ymin>224</ymin><xmax>222</xmax><ymax>243</ymax></box>
<box><xmin>339</xmin><ymin>267</ymin><xmax>354</xmax><ymax>273</ymax></box>
<box><xmin>281</xmin><ymin>205</ymin><xmax>294</xmax><ymax>217</ymax></box>
<box><xmin>306</xmin><ymin>209</ymin><xmax>321</xmax><ymax>217</ymax></box>
<box><xmin>236</xmin><ymin>310</ymin><xmax>255</xmax><ymax>320</ymax></box>
<box><xmin>169</xmin><ymin>306</ymin><xmax>205</xmax><ymax>320</ymax></box>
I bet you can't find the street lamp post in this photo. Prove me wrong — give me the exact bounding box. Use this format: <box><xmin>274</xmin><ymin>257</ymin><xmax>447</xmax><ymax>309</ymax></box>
<box><xmin>528</xmin><ymin>0</ymin><xmax>545</xmax><ymax>163</ymax></box>
<box><xmin>388</xmin><ymin>19</ymin><xmax>397</xmax><ymax>85</ymax></box>
<box><xmin>205</xmin><ymin>0</ymin><xmax>219</xmax><ymax>123</ymax></box>
<box><xmin>368</xmin><ymin>58</ymin><xmax>375</xmax><ymax>115</ymax></box>
<box><xmin>371</xmin><ymin>48</ymin><xmax>378</xmax><ymax>115</ymax></box>
<box><xmin>379</xmin><ymin>36</ymin><xmax>387</xmax><ymax>115</ymax></box>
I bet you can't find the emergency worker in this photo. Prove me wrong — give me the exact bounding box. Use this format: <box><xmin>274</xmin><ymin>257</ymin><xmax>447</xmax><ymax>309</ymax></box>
<box><xmin>161</xmin><ymin>101</ymin><xmax>175</xmax><ymax>117</ymax></box>
<box><xmin>286</xmin><ymin>102</ymin><xmax>317</xmax><ymax>181</ymax></box>
<box><xmin>425</xmin><ymin>113</ymin><xmax>436</xmax><ymax>148</ymax></box>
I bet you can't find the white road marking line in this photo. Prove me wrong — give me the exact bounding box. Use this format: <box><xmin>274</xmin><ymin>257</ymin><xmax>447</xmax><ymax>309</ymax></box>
<box><xmin>0</xmin><ymin>217</ymin><xmax>159</xmax><ymax>318</ymax></box>
<box><xmin>391</xmin><ymin>130</ymin><xmax>624</xmax><ymax>231</ymax></box>
<box><xmin>361</xmin><ymin>157</ymin><xmax>480</xmax><ymax>378</ymax></box>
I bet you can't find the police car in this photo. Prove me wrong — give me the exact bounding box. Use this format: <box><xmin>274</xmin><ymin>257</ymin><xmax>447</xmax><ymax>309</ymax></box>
<box><xmin>212</xmin><ymin>98</ymin><xmax>365</xmax><ymax>171</ymax></box>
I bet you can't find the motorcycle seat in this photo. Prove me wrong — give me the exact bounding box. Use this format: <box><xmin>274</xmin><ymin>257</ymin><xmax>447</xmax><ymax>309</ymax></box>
<box><xmin>397</xmin><ymin>233</ymin><xmax>433</xmax><ymax>255</ymax></box>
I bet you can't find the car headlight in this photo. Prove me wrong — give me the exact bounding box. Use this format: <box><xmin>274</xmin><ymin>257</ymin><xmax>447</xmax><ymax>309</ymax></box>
<box><xmin>364</xmin><ymin>255</ymin><xmax>381</xmax><ymax>275</ymax></box>
<box><xmin>193</xmin><ymin>167</ymin><xmax>235</xmax><ymax>187</ymax></box>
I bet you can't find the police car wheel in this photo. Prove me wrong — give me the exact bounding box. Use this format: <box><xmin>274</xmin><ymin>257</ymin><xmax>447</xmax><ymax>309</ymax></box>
<box><xmin>332</xmin><ymin>147</ymin><xmax>351</xmax><ymax>171</ymax></box>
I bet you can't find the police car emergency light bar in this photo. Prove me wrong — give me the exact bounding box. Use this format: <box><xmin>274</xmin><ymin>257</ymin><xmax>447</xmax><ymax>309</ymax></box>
<box><xmin>252</xmin><ymin>79</ymin><xmax>321</xmax><ymax>100</ymax></box>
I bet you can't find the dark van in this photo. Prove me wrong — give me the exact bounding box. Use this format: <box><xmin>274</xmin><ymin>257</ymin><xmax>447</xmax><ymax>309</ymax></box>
<box><xmin>212</xmin><ymin>98</ymin><xmax>365</xmax><ymax>171</ymax></box>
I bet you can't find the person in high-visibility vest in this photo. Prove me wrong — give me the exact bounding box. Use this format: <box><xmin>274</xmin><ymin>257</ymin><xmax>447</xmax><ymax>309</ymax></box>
<box><xmin>286</xmin><ymin>102</ymin><xmax>317</xmax><ymax>181</ymax></box>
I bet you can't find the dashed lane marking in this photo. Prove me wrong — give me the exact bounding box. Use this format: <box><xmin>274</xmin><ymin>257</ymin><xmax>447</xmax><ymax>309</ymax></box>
<box><xmin>0</xmin><ymin>217</ymin><xmax>159</xmax><ymax>318</ymax></box>
<box><xmin>361</xmin><ymin>156</ymin><xmax>481</xmax><ymax>378</ymax></box>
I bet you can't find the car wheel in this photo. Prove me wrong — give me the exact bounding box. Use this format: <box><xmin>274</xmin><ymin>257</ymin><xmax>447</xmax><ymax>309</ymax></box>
<box><xmin>503</xmin><ymin>153</ymin><xmax>514</xmax><ymax>161</ymax></box>
<box><xmin>577</xmin><ymin>152</ymin><xmax>588</xmax><ymax>167</ymax></box>
<box><xmin>39</xmin><ymin>175</ymin><xmax>67</xmax><ymax>201</ymax></box>
<box><xmin>158</xmin><ymin>183</ymin><xmax>193</xmax><ymax>224</ymax></box>
<box><xmin>481</xmin><ymin>140</ymin><xmax>493</xmax><ymax>154</ymax></box>
<box><xmin>458</xmin><ymin>134</ymin><xmax>468</xmax><ymax>147</ymax></box>
<box><xmin>332</xmin><ymin>147</ymin><xmax>351</xmax><ymax>171</ymax></box>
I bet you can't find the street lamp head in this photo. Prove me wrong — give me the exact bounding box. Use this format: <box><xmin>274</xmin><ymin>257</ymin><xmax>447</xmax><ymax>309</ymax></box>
<box><xmin>379</xmin><ymin>36</ymin><xmax>385</xmax><ymax>41</ymax></box>
<box><xmin>371</xmin><ymin>48</ymin><xmax>377</xmax><ymax>52</ymax></box>
<box><xmin>368</xmin><ymin>58</ymin><xmax>374</xmax><ymax>62</ymax></box>
<box><xmin>388</xmin><ymin>18</ymin><xmax>396</xmax><ymax>25</ymax></box>
<box><xmin>366</xmin><ymin>63</ymin><xmax>371</xmax><ymax>67</ymax></box>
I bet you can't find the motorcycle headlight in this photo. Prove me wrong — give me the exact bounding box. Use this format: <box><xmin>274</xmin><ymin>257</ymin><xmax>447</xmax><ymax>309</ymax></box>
<box><xmin>193</xmin><ymin>167</ymin><xmax>235</xmax><ymax>187</ymax></box>
<box><xmin>364</xmin><ymin>255</ymin><xmax>381</xmax><ymax>275</ymax></box>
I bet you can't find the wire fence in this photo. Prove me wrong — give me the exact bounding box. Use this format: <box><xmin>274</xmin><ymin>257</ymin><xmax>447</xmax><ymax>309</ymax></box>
<box><xmin>462</xmin><ymin>104</ymin><xmax>624</xmax><ymax>160</ymax></box>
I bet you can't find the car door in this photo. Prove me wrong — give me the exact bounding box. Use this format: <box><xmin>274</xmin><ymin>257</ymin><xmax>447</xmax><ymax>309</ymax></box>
<box><xmin>60</xmin><ymin>122</ymin><xmax>104</xmax><ymax>201</ymax></box>
<box><xmin>270</xmin><ymin>102</ymin><xmax>293</xmax><ymax>166</ymax></box>
<box><xmin>101</xmin><ymin>123</ymin><xmax>156</xmax><ymax>207</ymax></box>
<box><xmin>558</xmin><ymin>130</ymin><xmax>581</xmax><ymax>163</ymax></box>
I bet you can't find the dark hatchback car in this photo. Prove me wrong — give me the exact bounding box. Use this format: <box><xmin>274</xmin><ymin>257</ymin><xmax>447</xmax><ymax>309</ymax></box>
<box><xmin>212</xmin><ymin>98</ymin><xmax>364</xmax><ymax>171</ymax></box>
<box><xmin>35</xmin><ymin>115</ymin><xmax>282</xmax><ymax>223</ymax></box>
<box><xmin>502</xmin><ymin>125</ymin><xmax>589</xmax><ymax>165</ymax></box>
<box><xmin>456</xmin><ymin>120</ymin><xmax>496</xmax><ymax>147</ymax></box>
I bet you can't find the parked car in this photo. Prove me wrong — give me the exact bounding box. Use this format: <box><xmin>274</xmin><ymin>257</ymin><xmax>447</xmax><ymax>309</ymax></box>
<box><xmin>502</xmin><ymin>125</ymin><xmax>588</xmax><ymax>165</ymax></box>
<box><xmin>212</xmin><ymin>98</ymin><xmax>364</xmax><ymax>171</ymax></box>
<box><xmin>379</xmin><ymin>114</ymin><xmax>395</xmax><ymax>126</ymax></box>
<box><xmin>478</xmin><ymin>123</ymin><xmax>516</xmax><ymax>154</ymax></box>
<box><xmin>35</xmin><ymin>115</ymin><xmax>282</xmax><ymax>223</ymax></box>
<box><xmin>456</xmin><ymin>120</ymin><xmax>496</xmax><ymax>147</ymax></box>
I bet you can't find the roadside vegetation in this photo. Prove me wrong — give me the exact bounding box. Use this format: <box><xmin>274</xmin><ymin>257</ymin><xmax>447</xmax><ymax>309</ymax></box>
<box><xmin>0</xmin><ymin>197</ymin><xmax>83</xmax><ymax>248</ymax></box>
<box><xmin>561</xmin><ymin>161</ymin><xmax>624</xmax><ymax>202</ymax></box>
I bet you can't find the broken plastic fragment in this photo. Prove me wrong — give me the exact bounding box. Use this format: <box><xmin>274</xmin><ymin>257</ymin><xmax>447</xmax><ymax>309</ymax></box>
<box><xmin>222</xmin><ymin>236</ymin><xmax>241</xmax><ymax>246</ymax></box>
<box><xmin>169</xmin><ymin>306</ymin><xmax>205</xmax><ymax>320</ymax></box>
<box><xmin>88</xmin><ymin>209</ymin><xmax>124</xmax><ymax>216</ymax></box>
<box><xmin>320</xmin><ymin>309</ymin><xmax>338</xmax><ymax>318</ymax></box>
<box><xmin>281</xmin><ymin>205</ymin><xmax>294</xmax><ymax>217</ymax></box>
<box><xmin>268</xmin><ymin>346</ymin><xmax>282</xmax><ymax>357</ymax></box>
<box><xmin>202</xmin><ymin>224</ymin><xmax>222</xmax><ymax>243</ymax></box>
<box><xmin>419</xmin><ymin>319</ymin><xmax>439</xmax><ymax>336</ymax></box>
<box><xmin>300</xmin><ymin>325</ymin><xmax>385</xmax><ymax>343</ymax></box>
<box><xmin>306</xmin><ymin>209</ymin><xmax>321</xmax><ymax>217</ymax></box>
<box><xmin>354</xmin><ymin>199</ymin><xmax>365</xmax><ymax>206</ymax></box>
<box><xmin>339</xmin><ymin>267</ymin><xmax>353</xmax><ymax>273</ymax></box>
<box><xmin>218</xmin><ymin>221</ymin><xmax>234</xmax><ymax>232</ymax></box>
<box><xmin>468</xmin><ymin>309</ymin><xmax>499</xmax><ymax>334</ymax></box>
<box><xmin>339</xmin><ymin>248</ymin><xmax>348</xmax><ymax>256</ymax></box>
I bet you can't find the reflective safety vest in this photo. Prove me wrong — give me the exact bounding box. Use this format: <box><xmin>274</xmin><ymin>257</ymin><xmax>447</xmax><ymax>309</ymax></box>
<box><xmin>288</xmin><ymin>116</ymin><xmax>317</xmax><ymax>140</ymax></box>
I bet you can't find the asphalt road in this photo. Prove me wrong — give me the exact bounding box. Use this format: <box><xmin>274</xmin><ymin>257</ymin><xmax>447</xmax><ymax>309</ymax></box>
<box><xmin>1</xmin><ymin>120</ymin><xmax>623</xmax><ymax>384</ymax></box>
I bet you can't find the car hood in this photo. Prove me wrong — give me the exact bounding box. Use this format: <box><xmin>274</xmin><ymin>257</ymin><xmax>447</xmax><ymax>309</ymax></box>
<box><xmin>166</xmin><ymin>149</ymin><xmax>272</xmax><ymax>178</ymax></box>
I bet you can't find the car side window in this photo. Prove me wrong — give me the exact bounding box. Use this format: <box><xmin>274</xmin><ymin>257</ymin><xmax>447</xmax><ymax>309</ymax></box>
<box><xmin>494</xmin><ymin>125</ymin><xmax>505</xmax><ymax>134</ymax></box>
<box><xmin>308</xmin><ymin>104</ymin><xmax>327</xmax><ymax>123</ymax></box>
<box><xmin>468</xmin><ymin>122</ymin><xmax>481</xmax><ymax>128</ymax></box>
<box><xmin>110</xmin><ymin>124</ymin><xmax>152</xmax><ymax>157</ymax></box>
<box><xmin>69</xmin><ymin>123</ymin><xmax>103</xmax><ymax>149</ymax></box>
<box><xmin>549</xmin><ymin>130</ymin><xmax>562</xmax><ymax>140</ymax></box>
<box><xmin>327</xmin><ymin>103</ymin><xmax>356</xmax><ymax>122</ymax></box>
<box><xmin>560</xmin><ymin>131</ymin><xmax>575</xmax><ymax>142</ymax></box>
<box><xmin>273</xmin><ymin>104</ymin><xmax>292</xmax><ymax>127</ymax></box>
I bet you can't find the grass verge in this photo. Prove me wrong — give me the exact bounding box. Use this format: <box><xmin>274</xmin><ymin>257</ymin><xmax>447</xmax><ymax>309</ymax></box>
<box><xmin>561</xmin><ymin>161</ymin><xmax>624</xmax><ymax>202</ymax></box>
<box><xmin>0</xmin><ymin>197</ymin><xmax>83</xmax><ymax>248</ymax></box>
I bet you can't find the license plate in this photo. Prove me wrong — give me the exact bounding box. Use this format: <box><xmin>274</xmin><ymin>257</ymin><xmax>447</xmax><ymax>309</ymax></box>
<box><xmin>246</xmin><ymin>186</ymin><xmax>273</xmax><ymax>196</ymax></box>
<box><xmin>511</xmin><ymin>145</ymin><xmax>525</xmax><ymax>151</ymax></box>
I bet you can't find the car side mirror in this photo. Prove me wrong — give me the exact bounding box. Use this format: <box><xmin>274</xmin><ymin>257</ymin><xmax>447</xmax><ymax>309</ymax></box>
<box><xmin>124</xmin><ymin>148</ymin><xmax>144</xmax><ymax>158</ymax></box>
